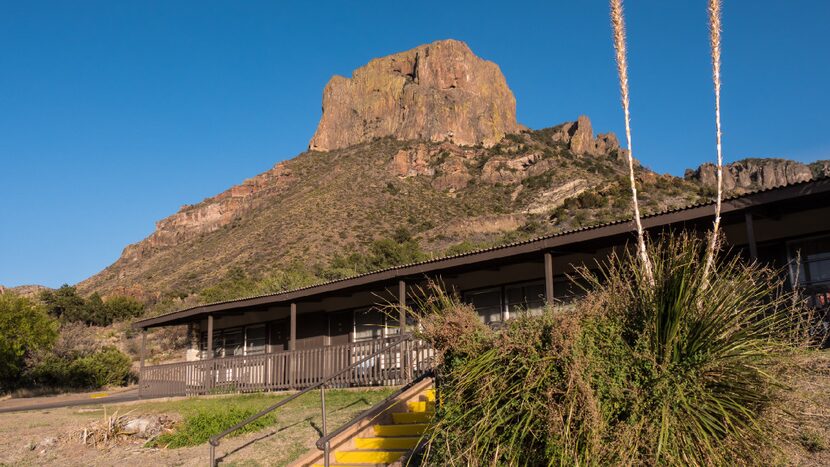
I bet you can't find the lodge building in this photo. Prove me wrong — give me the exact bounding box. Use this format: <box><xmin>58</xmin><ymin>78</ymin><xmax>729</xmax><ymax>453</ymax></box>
<box><xmin>134</xmin><ymin>177</ymin><xmax>830</xmax><ymax>398</ymax></box>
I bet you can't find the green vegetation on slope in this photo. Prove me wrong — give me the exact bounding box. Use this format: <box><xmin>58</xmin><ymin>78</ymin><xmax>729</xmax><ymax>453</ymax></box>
<box><xmin>41</xmin><ymin>285</ymin><xmax>144</xmax><ymax>326</ymax></box>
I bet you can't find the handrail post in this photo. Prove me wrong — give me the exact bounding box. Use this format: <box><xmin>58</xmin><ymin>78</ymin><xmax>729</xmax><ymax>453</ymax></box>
<box><xmin>209</xmin><ymin>441</ymin><xmax>216</xmax><ymax>467</ymax></box>
<box><xmin>321</xmin><ymin>383</ymin><xmax>329</xmax><ymax>467</ymax></box>
<box><xmin>139</xmin><ymin>328</ymin><xmax>146</xmax><ymax>398</ymax></box>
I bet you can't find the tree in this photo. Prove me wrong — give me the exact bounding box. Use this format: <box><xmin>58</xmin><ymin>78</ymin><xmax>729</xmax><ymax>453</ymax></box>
<box><xmin>40</xmin><ymin>284</ymin><xmax>87</xmax><ymax>321</ymax></box>
<box><xmin>104</xmin><ymin>296</ymin><xmax>145</xmax><ymax>323</ymax></box>
<box><xmin>0</xmin><ymin>294</ymin><xmax>58</xmax><ymax>391</ymax></box>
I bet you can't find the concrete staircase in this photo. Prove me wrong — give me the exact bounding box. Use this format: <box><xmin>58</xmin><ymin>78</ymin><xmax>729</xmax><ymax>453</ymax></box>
<box><xmin>293</xmin><ymin>380</ymin><xmax>434</xmax><ymax>467</ymax></box>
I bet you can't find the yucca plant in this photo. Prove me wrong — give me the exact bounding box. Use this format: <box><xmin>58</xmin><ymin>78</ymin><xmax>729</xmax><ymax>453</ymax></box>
<box><xmin>585</xmin><ymin>233</ymin><xmax>801</xmax><ymax>465</ymax></box>
<box><xmin>415</xmin><ymin>234</ymin><xmax>808</xmax><ymax>466</ymax></box>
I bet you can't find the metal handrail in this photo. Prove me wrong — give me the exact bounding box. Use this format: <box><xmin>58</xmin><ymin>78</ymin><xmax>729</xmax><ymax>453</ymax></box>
<box><xmin>314</xmin><ymin>369</ymin><xmax>433</xmax><ymax>451</ymax></box>
<box><xmin>207</xmin><ymin>333</ymin><xmax>415</xmax><ymax>467</ymax></box>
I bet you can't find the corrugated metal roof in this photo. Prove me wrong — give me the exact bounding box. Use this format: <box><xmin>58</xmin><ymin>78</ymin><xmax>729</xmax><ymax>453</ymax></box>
<box><xmin>135</xmin><ymin>175</ymin><xmax>829</xmax><ymax>326</ymax></box>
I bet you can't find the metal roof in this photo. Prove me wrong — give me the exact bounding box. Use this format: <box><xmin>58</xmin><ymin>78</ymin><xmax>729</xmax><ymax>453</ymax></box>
<box><xmin>134</xmin><ymin>175</ymin><xmax>830</xmax><ymax>328</ymax></box>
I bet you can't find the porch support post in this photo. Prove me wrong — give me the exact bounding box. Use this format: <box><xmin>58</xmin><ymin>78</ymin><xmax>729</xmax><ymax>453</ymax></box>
<box><xmin>290</xmin><ymin>303</ymin><xmax>297</xmax><ymax>350</ymax></box>
<box><xmin>745</xmin><ymin>211</ymin><xmax>758</xmax><ymax>261</ymax></box>
<box><xmin>398</xmin><ymin>279</ymin><xmax>409</xmax><ymax>382</ymax></box>
<box><xmin>206</xmin><ymin>314</ymin><xmax>214</xmax><ymax>359</ymax></box>
<box><xmin>544</xmin><ymin>252</ymin><xmax>555</xmax><ymax>306</ymax></box>
<box><xmin>398</xmin><ymin>280</ymin><xmax>406</xmax><ymax>335</ymax></box>
<box><xmin>139</xmin><ymin>328</ymin><xmax>146</xmax><ymax>369</ymax></box>
<box><xmin>290</xmin><ymin>303</ymin><xmax>297</xmax><ymax>389</ymax></box>
<box><xmin>206</xmin><ymin>314</ymin><xmax>214</xmax><ymax>393</ymax></box>
<box><xmin>139</xmin><ymin>328</ymin><xmax>146</xmax><ymax>399</ymax></box>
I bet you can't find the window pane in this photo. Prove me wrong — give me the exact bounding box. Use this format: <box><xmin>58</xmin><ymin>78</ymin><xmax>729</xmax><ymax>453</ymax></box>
<box><xmin>791</xmin><ymin>236</ymin><xmax>830</xmax><ymax>312</ymax></box>
<box><xmin>466</xmin><ymin>289</ymin><xmax>502</xmax><ymax>323</ymax></box>
<box><xmin>354</xmin><ymin>308</ymin><xmax>384</xmax><ymax>342</ymax></box>
<box><xmin>224</xmin><ymin>330</ymin><xmax>244</xmax><ymax>357</ymax></box>
<box><xmin>245</xmin><ymin>325</ymin><xmax>267</xmax><ymax>355</ymax></box>
<box><xmin>505</xmin><ymin>282</ymin><xmax>545</xmax><ymax>317</ymax></box>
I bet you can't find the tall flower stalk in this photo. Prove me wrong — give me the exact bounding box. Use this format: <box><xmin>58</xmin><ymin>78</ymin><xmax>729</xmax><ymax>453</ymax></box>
<box><xmin>703</xmin><ymin>0</ymin><xmax>724</xmax><ymax>284</ymax></box>
<box><xmin>610</xmin><ymin>0</ymin><xmax>653</xmax><ymax>285</ymax></box>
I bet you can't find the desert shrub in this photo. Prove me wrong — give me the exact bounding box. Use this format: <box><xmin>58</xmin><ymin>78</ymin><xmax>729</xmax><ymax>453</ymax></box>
<box><xmin>40</xmin><ymin>286</ymin><xmax>144</xmax><ymax>326</ymax></box>
<box><xmin>329</xmin><ymin>233</ymin><xmax>427</xmax><ymax>275</ymax></box>
<box><xmin>103</xmin><ymin>296</ymin><xmax>145</xmax><ymax>323</ymax></box>
<box><xmin>199</xmin><ymin>268</ymin><xmax>259</xmax><ymax>303</ymax></box>
<box><xmin>418</xmin><ymin>233</ymin><xmax>811</xmax><ymax>466</ymax></box>
<box><xmin>25</xmin><ymin>346</ymin><xmax>133</xmax><ymax>389</ymax></box>
<box><xmin>40</xmin><ymin>285</ymin><xmax>87</xmax><ymax>321</ymax></box>
<box><xmin>0</xmin><ymin>294</ymin><xmax>59</xmax><ymax>391</ymax></box>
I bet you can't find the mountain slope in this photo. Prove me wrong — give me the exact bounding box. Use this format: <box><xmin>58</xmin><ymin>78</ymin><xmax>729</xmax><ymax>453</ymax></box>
<box><xmin>76</xmin><ymin>39</ymin><xmax>828</xmax><ymax>301</ymax></box>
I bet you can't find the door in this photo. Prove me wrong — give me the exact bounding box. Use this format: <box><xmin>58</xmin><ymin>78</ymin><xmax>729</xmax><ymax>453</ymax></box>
<box><xmin>268</xmin><ymin>320</ymin><xmax>290</xmax><ymax>388</ymax></box>
<box><xmin>269</xmin><ymin>319</ymin><xmax>290</xmax><ymax>352</ymax></box>
<box><xmin>328</xmin><ymin>310</ymin><xmax>353</xmax><ymax>383</ymax></box>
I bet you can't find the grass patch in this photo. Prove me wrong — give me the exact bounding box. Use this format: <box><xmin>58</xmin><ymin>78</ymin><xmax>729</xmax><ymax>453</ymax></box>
<box><xmin>799</xmin><ymin>429</ymin><xmax>827</xmax><ymax>453</ymax></box>
<box><xmin>137</xmin><ymin>389</ymin><xmax>394</xmax><ymax>449</ymax></box>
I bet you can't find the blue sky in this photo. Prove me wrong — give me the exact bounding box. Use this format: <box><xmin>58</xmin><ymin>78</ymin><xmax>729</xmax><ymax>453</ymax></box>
<box><xmin>1</xmin><ymin>0</ymin><xmax>828</xmax><ymax>288</ymax></box>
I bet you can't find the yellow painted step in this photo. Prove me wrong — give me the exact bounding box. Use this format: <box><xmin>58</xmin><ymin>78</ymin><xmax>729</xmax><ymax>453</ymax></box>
<box><xmin>373</xmin><ymin>423</ymin><xmax>428</xmax><ymax>437</ymax></box>
<box><xmin>407</xmin><ymin>400</ymin><xmax>435</xmax><ymax>413</ymax></box>
<box><xmin>392</xmin><ymin>412</ymin><xmax>431</xmax><ymax>424</ymax></box>
<box><xmin>355</xmin><ymin>436</ymin><xmax>420</xmax><ymax>450</ymax></box>
<box><xmin>423</xmin><ymin>388</ymin><xmax>435</xmax><ymax>402</ymax></box>
<box><xmin>335</xmin><ymin>450</ymin><xmax>405</xmax><ymax>464</ymax></box>
<box><xmin>312</xmin><ymin>464</ymin><xmax>382</xmax><ymax>467</ymax></box>
<box><xmin>312</xmin><ymin>464</ymin><xmax>385</xmax><ymax>467</ymax></box>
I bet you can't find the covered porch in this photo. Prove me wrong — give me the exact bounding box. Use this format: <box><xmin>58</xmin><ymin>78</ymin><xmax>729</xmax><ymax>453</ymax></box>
<box><xmin>133</xmin><ymin>177</ymin><xmax>830</xmax><ymax>399</ymax></box>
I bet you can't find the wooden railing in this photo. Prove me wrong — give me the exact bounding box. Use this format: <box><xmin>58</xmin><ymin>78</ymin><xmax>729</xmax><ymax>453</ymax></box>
<box><xmin>139</xmin><ymin>335</ymin><xmax>435</xmax><ymax>398</ymax></box>
<box><xmin>207</xmin><ymin>334</ymin><xmax>435</xmax><ymax>467</ymax></box>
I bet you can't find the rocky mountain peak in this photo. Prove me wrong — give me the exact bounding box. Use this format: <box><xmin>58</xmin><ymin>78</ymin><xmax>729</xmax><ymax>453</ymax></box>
<box><xmin>546</xmin><ymin>115</ymin><xmax>622</xmax><ymax>157</ymax></box>
<box><xmin>684</xmin><ymin>158</ymin><xmax>823</xmax><ymax>194</ymax></box>
<box><xmin>308</xmin><ymin>39</ymin><xmax>522</xmax><ymax>151</ymax></box>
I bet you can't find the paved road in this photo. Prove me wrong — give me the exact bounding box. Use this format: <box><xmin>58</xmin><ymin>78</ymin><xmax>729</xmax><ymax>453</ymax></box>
<box><xmin>0</xmin><ymin>389</ymin><xmax>141</xmax><ymax>414</ymax></box>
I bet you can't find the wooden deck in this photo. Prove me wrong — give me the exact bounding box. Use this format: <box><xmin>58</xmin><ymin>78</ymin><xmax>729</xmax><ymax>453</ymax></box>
<box><xmin>139</xmin><ymin>336</ymin><xmax>434</xmax><ymax>398</ymax></box>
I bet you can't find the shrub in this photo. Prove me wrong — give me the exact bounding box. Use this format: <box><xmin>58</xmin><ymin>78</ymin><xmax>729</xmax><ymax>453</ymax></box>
<box><xmin>417</xmin><ymin>233</ymin><xmax>811</xmax><ymax>465</ymax></box>
<box><xmin>40</xmin><ymin>286</ymin><xmax>144</xmax><ymax>326</ymax></box>
<box><xmin>40</xmin><ymin>285</ymin><xmax>87</xmax><ymax>321</ymax></box>
<box><xmin>0</xmin><ymin>294</ymin><xmax>59</xmax><ymax>391</ymax></box>
<box><xmin>103</xmin><ymin>296</ymin><xmax>145</xmax><ymax>323</ymax></box>
<box><xmin>25</xmin><ymin>346</ymin><xmax>133</xmax><ymax>389</ymax></box>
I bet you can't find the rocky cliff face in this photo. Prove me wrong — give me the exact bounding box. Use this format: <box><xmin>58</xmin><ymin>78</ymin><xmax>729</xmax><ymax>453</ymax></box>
<box><xmin>309</xmin><ymin>39</ymin><xmax>522</xmax><ymax>151</ymax></box>
<box><xmin>684</xmin><ymin>158</ymin><xmax>823</xmax><ymax>194</ymax></box>
<box><xmin>121</xmin><ymin>162</ymin><xmax>295</xmax><ymax>263</ymax></box>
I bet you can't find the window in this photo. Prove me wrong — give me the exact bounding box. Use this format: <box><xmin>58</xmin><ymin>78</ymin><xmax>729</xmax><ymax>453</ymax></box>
<box><xmin>200</xmin><ymin>324</ymin><xmax>267</xmax><ymax>358</ymax></box>
<box><xmin>465</xmin><ymin>288</ymin><xmax>503</xmax><ymax>323</ymax></box>
<box><xmin>790</xmin><ymin>236</ymin><xmax>830</xmax><ymax>310</ymax></box>
<box><xmin>245</xmin><ymin>325</ymin><xmax>267</xmax><ymax>355</ymax></box>
<box><xmin>354</xmin><ymin>308</ymin><xmax>385</xmax><ymax>342</ymax></box>
<box><xmin>505</xmin><ymin>282</ymin><xmax>546</xmax><ymax>317</ymax></box>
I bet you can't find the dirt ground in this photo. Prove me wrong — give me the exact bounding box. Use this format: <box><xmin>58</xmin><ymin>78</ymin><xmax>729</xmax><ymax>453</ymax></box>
<box><xmin>765</xmin><ymin>351</ymin><xmax>830</xmax><ymax>466</ymax></box>
<box><xmin>0</xmin><ymin>388</ymin><xmax>393</xmax><ymax>467</ymax></box>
